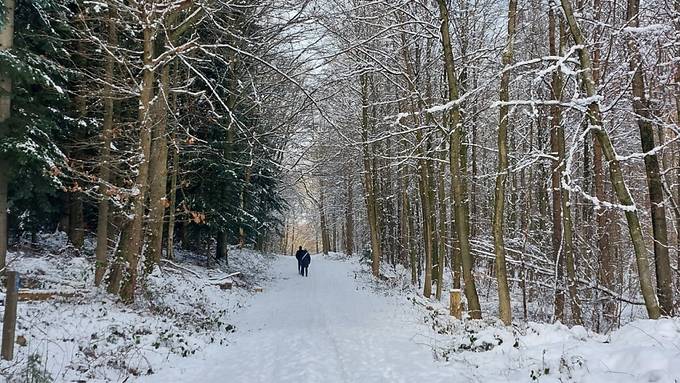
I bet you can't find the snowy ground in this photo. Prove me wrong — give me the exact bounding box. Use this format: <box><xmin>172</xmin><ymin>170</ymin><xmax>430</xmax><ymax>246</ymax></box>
<box><xmin>2</xmin><ymin>242</ymin><xmax>680</xmax><ymax>382</ymax></box>
<box><xmin>0</xmin><ymin>233</ymin><xmax>274</xmax><ymax>382</ymax></box>
<box><xmin>142</xmin><ymin>254</ymin><xmax>680</xmax><ymax>383</ymax></box>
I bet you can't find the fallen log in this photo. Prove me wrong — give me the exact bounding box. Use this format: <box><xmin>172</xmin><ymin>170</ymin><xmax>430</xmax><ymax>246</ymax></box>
<box><xmin>15</xmin><ymin>289</ymin><xmax>84</xmax><ymax>302</ymax></box>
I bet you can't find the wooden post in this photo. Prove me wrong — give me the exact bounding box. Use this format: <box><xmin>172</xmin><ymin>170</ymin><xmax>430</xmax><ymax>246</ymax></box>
<box><xmin>449</xmin><ymin>289</ymin><xmax>461</xmax><ymax>319</ymax></box>
<box><xmin>2</xmin><ymin>271</ymin><xmax>18</xmax><ymax>360</ymax></box>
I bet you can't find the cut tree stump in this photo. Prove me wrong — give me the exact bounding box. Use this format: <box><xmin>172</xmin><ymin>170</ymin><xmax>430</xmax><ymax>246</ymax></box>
<box><xmin>450</xmin><ymin>289</ymin><xmax>462</xmax><ymax>319</ymax></box>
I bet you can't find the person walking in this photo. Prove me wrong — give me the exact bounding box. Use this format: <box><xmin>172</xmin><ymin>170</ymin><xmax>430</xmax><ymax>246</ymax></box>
<box><xmin>300</xmin><ymin>249</ymin><xmax>311</xmax><ymax>277</ymax></box>
<box><xmin>294</xmin><ymin>246</ymin><xmax>305</xmax><ymax>275</ymax></box>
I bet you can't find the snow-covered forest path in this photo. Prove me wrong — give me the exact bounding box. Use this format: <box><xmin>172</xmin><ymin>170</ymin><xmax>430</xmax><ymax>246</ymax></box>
<box><xmin>142</xmin><ymin>255</ymin><xmax>459</xmax><ymax>383</ymax></box>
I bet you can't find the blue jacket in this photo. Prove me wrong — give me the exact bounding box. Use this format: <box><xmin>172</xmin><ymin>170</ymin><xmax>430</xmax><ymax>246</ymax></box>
<box><xmin>295</xmin><ymin>249</ymin><xmax>305</xmax><ymax>262</ymax></box>
<box><xmin>300</xmin><ymin>251</ymin><xmax>311</xmax><ymax>267</ymax></box>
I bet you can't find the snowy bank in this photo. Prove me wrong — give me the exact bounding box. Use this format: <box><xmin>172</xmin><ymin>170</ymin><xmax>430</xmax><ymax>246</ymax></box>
<box><xmin>0</xmin><ymin>234</ymin><xmax>275</xmax><ymax>382</ymax></box>
<box><xmin>351</xmin><ymin>255</ymin><xmax>680</xmax><ymax>382</ymax></box>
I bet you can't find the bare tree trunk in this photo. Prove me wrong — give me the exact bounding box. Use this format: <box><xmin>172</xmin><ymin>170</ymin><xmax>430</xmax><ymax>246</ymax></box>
<box><xmin>437</xmin><ymin>0</ymin><xmax>482</xmax><ymax>318</ymax></box>
<box><xmin>418</xmin><ymin>155</ymin><xmax>434</xmax><ymax>298</ymax></box>
<box><xmin>548</xmin><ymin>7</ymin><xmax>565</xmax><ymax>323</ymax></box>
<box><xmin>109</xmin><ymin>15</ymin><xmax>155</xmax><ymax>303</ymax></box>
<box><xmin>239</xmin><ymin>166</ymin><xmax>252</xmax><ymax>247</ymax></box>
<box><xmin>320</xmin><ymin>187</ymin><xmax>330</xmax><ymax>255</ymax></box>
<box><xmin>559</xmin><ymin>0</ymin><xmax>661</xmax><ymax>319</ymax></box>
<box><xmin>675</xmin><ymin>0</ymin><xmax>680</xmax><ymax>291</ymax></box>
<box><xmin>360</xmin><ymin>73</ymin><xmax>381</xmax><ymax>276</ymax></box>
<box><xmin>436</xmin><ymin>154</ymin><xmax>447</xmax><ymax>301</ymax></box>
<box><xmin>589</xmin><ymin>0</ymin><xmax>617</xmax><ymax>328</ymax></box>
<box><xmin>331</xmin><ymin>213</ymin><xmax>338</xmax><ymax>253</ymax></box>
<box><xmin>492</xmin><ymin>0</ymin><xmax>517</xmax><ymax>326</ymax></box>
<box><xmin>216</xmin><ymin>231</ymin><xmax>228</xmax><ymax>263</ymax></box>
<box><xmin>625</xmin><ymin>0</ymin><xmax>673</xmax><ymax>316</ymax></box>
<box><xmin>397</xmin><ymin>29</ymin><xmax>433</xmax><ymax>296</ymax></box>
<box><xmin>166</xmin><ymin>132</ymin><xmax>178</xmax><ymax>260</ymax></box>
<box><xmin>403</xmin><ymin>180</ymin><xmax>416</xmax><ymax>285</ymax></box>
<box><xmin>558</xmin><ymin>106</ymin><xmax>583</xmax><ymax>325</ymax></box>
<box><xmin>344</xmin><ymin>171</ymin><xmax>354</xmax><ymax>256</ymax></box>
<box><xmin>450</xmin><ymin>177</ymin><xmax>461</xmax><ymax>290</ymax></box>
<box><xmin>95</xmin><ymin>3</ymin><xmax>117</xmax><ymax>286</ymax></box>
<box><xmin>144</xmin><ymin>63</ymin><xmax>171</xmax><ymax>273</ymax></box>
<box><xmin>0</xmin><ymin>0</ymin><xmax>13</xmax><ymax>275</ymax></box>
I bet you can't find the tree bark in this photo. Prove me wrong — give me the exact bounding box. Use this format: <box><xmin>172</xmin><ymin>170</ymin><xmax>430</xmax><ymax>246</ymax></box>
<box><xmin>492</xmin><ymin>0</ymin><xmax>517</xmax><ymax>326</ymax></box>
<box><xmin>344</xmin><ymin>170</ymin><xmax>354</xmax><ymax>256</ymax></box>
<box><xmin>436</xmin><ymin>155</ymin><xmax>447</xmax><ymax>301</ymax></box>
<box><xmin>239</xmin><ymin>166</ymin><xmax>252</xmax><ymax>247</ymax></box>
<box><xmin>548</xmin><ymin>6</ymin><xmax>566</xmax><ymax>323</ymax></box>
<box><xmin>144</xmin><ymin>64</ymin><xmax>171</xmax><ymax>273</ymax></box>
<box><xmin>109</xmin><ymin>13</ymin><xmax>155</xmax><ymax>303</ymax></box>
<box><xmin>360</xmin><ymin>73</ymin><xmax>381</xmax><ymax>276</ymax></box>
<box><xmin>625</xmin><ymin>0</ymin><xmax>673</xmax><ymax>316</ymax></box>
<box><xmin>320</xmin><ymin>186</ymin><xmax>330</xmax><ymax>255</ymax></box>
<box><xmin>398</xmin><ymin>30</ymin><xmax>433</xmax><ymax>298</ymax></box>
<box><xmin>95</xmin><ymin>3</ymin><xmax>117</xmax><ymax>286</ymax></box>
<box><xmin>0</xmin><ymin>0</ymin><xmax>15</xmax><ymax>274</ymax></box>
<box><xmin>559</xmin><ymin>0</ymin><xmax>661</xmax><ymax>319</ymax></box>
<box><xmin>166</xmin><ymin>135</ymin><xmax>179</xmax><ymax>260</ymax></box>
<box><xmin>590</xmin><ymin>0</ymin><xmax>617</xmax><ymax>327</ymax></box>
<box><xmin>437</xmin><ymin>0</ymin><xmax>482</xmax><ymax>318</ymax></box>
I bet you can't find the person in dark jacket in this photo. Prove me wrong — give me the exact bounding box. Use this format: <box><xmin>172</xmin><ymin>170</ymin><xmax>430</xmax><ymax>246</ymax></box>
<box><xmin>294</xmin><ymin>246</ymin><xmax>305</xmax><ymax>275</ymax></box>
<box><xmin>300</xmin><ymin>249</ymin><xmax>311</xmax><ymax>277</ymax></box>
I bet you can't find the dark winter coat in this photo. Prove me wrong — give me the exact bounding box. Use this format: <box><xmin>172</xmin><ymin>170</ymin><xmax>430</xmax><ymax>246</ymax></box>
<box><xmin>295</xmin><ymin>249</ymin><xmax>305</xmax><ymax>262</ymax></box>
<box><xmin>300</xmin><ymin>251</ymin><xmax>311</xmax><ymax>267</ymax></box>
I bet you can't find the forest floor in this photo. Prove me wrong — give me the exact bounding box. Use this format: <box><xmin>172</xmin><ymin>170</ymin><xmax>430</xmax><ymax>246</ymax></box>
<box><xmin>1</xmin><ymin>237</ymin><xmax>680</xmax><ymax>382</ymax></box>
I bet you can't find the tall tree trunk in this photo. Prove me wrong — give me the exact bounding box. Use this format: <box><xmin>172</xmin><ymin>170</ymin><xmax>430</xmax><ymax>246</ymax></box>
<box><xmin>95</xmin><ymin>3</ymin><xmax>117</xmax><ymax>286</ymax></box>
<box><xmin>436</xmin><ymin>154</ymin><xmax>447</xmax><ymax>301</ymax></box>
<box><xmin>402</xmin><ymin>178</ymin><xmax>416</xmax><ymax>285</ymax></box>
<box><xmin>625</xmin><ymin>0</ymin><xmax>673</xmax><ymax>316</ymax></box>
<box><xmin>144</xmin><ymin>64</ymin><xmax>171</xmax><ymax>273</ymax></box>
<box><xmin>450</xmin><ymin>172</ymin><xmax>461</xmax><ymax>290</ymax></box>
<box><xmin>216</xmin><ymin>231</ymin><xmax>228</xmax><ymax>262</ymax></box>
<box><xmin>320</xmin><ymin>187</ymin><xmax>330</xmax><ymax>255</ymax></box>
<box><xmin>559</xmin><ymin>0</ymin><xmax>661</xmax><ymax>319</ymax></box>
<box><xmin>548</xmin><ymin>6</ymin><xmax>565</xmax><ymax>323</ymax></box>
<box><xmin>492</xmin><ymin>0</ymin><xmax>517</xmax><ymax>326</ymax></box>
<box><xmin>360</xmin><ymin>73</ymin><xmax>381</xmax><ymax>276</ymax></box>
<box><xmin>344</xmin><ymin>171</ymin><xmax>354</xmax><ymax>256</ymax></box>
<box><xmin>437</xmin><ymin>0</ymin><xmax>482</xmax><ymax>318</ymax></box>
<box><xmin>399</xmin><ymin>32</ymin><xmax>433</xmax><ymax>298</ymax></box>
<box><xmin>589</xmin><ymin>0</ymin><xmax>617</xmax><ymax>328</ymax></box>
<box><xmin>558</xmin><ymin>104</ymin><xmax>583</xmax><ymax>325</ymax></box>
<box><xmin>675</xmin><ymin>0</ymin><xmax>680</xmax><ymax>292</ymax></box>
<box><xmin>68</xmin><ymin>194</ymin><xmax>85</xmax><ymax>249</ymax></box>
<box><xmin>166</xmin><ymin>134</ymin><xmax>179</xmax><ymax>260</ymax></box>
<box><xmin>109</xmin><ymin>15</ymin><xmax>155</xmax><ymax>303</ymax></box>
<box><xmin>0</xmin><ymin>0</ymin><xmax>14</xmax><ymax>275</ymax></box>
<box><xmin>418</xmin><ymin>154</ymin><xmax>434</xmax><ymax>298</ymax></box>
<box><xmin>239</xmin><ymin>166</ymin><xmax>252</xmax><ymax>247</ymax></box>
